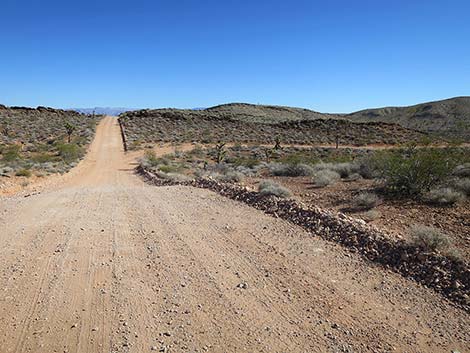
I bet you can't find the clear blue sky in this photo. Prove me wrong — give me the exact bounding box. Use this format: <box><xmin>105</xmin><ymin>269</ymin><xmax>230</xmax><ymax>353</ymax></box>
<box><xmin>1</xmin><ymin>0</ymin><xmax>469</xmax><ymax>112</ymax></box>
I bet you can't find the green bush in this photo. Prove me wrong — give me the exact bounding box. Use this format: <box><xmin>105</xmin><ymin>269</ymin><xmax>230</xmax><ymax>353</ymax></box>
<box><xmin>366</xmin><ymin>147</ymin><xmax>463</xmax><ymax>197</ymax></box>
<box><xmin>1</xmin><ymin>145</ymin><xmax>21</xmax><ymax>162</ymax></box>
<box><xmin>15</xmin><ymin>168</ymin><xmax>32</xmax><ymax>177</ymax></box>
<box><xmin>56</xmin><ymin>143</ymin><xmax>83</xmax><ymax>163</ymax></box>
<box><xmin>32</xmin><ymin>152</ymin><xmax>57</xmax><ymax>163</ymax></box>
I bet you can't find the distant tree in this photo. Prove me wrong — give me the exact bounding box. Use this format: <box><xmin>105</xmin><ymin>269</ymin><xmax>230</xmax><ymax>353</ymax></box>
<box><xmin>64</xmin><ymin>121</ymin><xmax>77</xmax><ymax>143</ymax></box>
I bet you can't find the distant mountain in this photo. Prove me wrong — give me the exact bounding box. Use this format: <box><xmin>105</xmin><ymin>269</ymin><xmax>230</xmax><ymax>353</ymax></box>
<box><xmin>72</xmin><ymin>107</ymin><xmax>136</xmax><ymax>116</ymax></box>
<box><xmin>343</xmin><ymin>97</ymin><xmax>470</xmax><ymax>140</ymax></box>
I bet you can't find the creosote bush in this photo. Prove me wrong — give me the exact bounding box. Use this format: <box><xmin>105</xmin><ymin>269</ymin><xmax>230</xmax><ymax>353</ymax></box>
<box><xmin>15</xmin><ymin>168</ymin><xmax>32</xmax><ymax>177</ymax></box>
<box><xmin>364</xmin><ymin>147</ymin><xmax>466</xmax><ymax>197</ymax></box>
<box><xmin>258</xmin><ymin>180</ymin><xmax>291</xmax><ymax>198</ymax></box>
<box><xmin>409</xmin><ymin>225</ymin><xmax>451</xmax><ymax>253</ymax></box>
<box><xmin>56</xmin><ymin>143</ymin><xmax>83</xmax><ymax>164</ymax></box>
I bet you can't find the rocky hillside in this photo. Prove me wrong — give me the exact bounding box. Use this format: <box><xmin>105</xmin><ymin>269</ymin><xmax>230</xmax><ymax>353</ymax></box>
<box><xmin>344</xmin><ymin>97</ymin><xmax>470</xmax><ymax>140</ymax></box>
<box><xmin>119</xmin><ymin>108</ymin><xmax>425</xmax><ymax>149</ymax></box>
<box><xmin>204</xmin><ymin>103</ymin><xmax>336</xmax><ymax>123</ymax></box>
<box><xmin>0</xmin><ymin>105</ymin><xmax>98</xmax><ymax>178</ymax></box>
<box><xmin>0</xmin><ymin>105</ymin><xmax>97</xmax><ymax>146</ymax></box>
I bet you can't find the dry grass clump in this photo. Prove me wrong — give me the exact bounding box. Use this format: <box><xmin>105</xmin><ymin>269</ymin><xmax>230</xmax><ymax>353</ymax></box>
<box><xmin>353</xmin><ymin>192</ymin><xmax>380</xmax><ymax>210</ymax></box>
<box><xmin>453</xmin><ymin>163</ymin><xmax>470</xmax><ymax>178</ymax></box>
<box><xmin>312</xmin><ymin>169</ymin><xmax>341</xmax><ymax>187</ymax></box>
<box><xmin>423</xmin><ymin>187</ymin><xmax>465</xmax><ymax>206</ymax></box>
<box><xmin>409</xmin><ymin>225</ymin><xmax>451</xmax><ymax>253</ymax></box>
<box><xmin>258</xmin><ymin>180</ymin><xmax>291</xmax><ymax>198</ymax></box>
<box><xmin>452</xmin><ymin>178</ymin><xmax>470</xmax><ymax>196</ymax></box>
<box><xmin>361</xmin><ymin>209</ymin><xmax>381</xmax><ymax>222</ymax></box>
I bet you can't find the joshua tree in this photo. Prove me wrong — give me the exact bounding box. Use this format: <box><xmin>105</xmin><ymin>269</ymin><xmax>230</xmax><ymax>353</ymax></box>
<box><xmin>274</xmin><ymin>136</ymin><xmax>282</xmax><ymax>150</ymax></box>
<box><xmin>264</xmin><ymin>148</ymin><xmax>273</xmax><ymax>162</ymax></box>
<box><xmin>214</xmin><ymin>142</ymin><xmax>226</xmax><ymax>164</ymax></box>
<box><xmin>64</xmin><ymin>121</ymin><xmax>76</xmax><ymax>143</ymax></box>
<box><xmin>335</xmin><ymin>133</ymin><xmax>340</xmax><ymax>149</ymax></box>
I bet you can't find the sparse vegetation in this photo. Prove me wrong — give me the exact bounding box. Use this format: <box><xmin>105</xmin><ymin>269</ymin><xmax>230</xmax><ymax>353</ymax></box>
<box><xmin>15</xmin><ymin>168</ymin><xmax>32</xmax><ymax>177</ymax></box>
<box><xmin>364</xmin><ymin>146</ymin><xmax>469</xmax><ymax>197</ymax></box>
<box><xmin>353</xmin><ymin>192</ymin><xmax>380</xmax><ymax>210</ymax></box>
<box><xmin>312</xmin><ymin>169</ymin><xmax>341</xmax><ymax>187</ymax></box>
<box><xmin>269</xmin><ymin>163</ymin><xmax>314</xmax><ymax>177</ymax></box>
<box><xmin>118</xmin><ymin>105</ymin><xmax>425</xmax><ymax>149</ymax></box>
<box><xmin>258</xmin><ymin>180</ymin><xmax>291</xmax><ymax>198</ymax></box>
<box><xmin>423</xmin><ymin>187</ymin><xmax>465</xmax><ymax>206</ymax></box>
<box><xmin>452</xmin><ymin>178</ymin><xmax>470</xmax><ymax>196</ymax></box>
<box><xmin>409</xmin><ymin>225</ymin><xmax>452</xmax><ymax>253</ymax></box>
<box><xmin>0</xmin><ymin>106</ymin><xmax>97</xmax><ymax>178</ymax></box>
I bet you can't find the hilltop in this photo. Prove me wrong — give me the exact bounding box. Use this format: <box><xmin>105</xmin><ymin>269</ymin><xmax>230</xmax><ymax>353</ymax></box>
<box><xmin>344</xmin><ymin>96</ymin><xmax>470</xmax><ymax>140</ymax></box>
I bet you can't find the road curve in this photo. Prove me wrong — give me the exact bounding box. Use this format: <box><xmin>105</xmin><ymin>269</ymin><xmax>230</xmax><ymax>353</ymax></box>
<box><xmin>0</xmin><ymin>117</ymin><xmax>468</xmax><ymax>353</ymax></box>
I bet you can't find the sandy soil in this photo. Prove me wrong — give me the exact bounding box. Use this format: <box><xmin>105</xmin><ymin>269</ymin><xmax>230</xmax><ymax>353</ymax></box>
<box><xmin>0</xmin><ymin>117</ymin><xmax>468</xmax><ymax>353</ymax></box>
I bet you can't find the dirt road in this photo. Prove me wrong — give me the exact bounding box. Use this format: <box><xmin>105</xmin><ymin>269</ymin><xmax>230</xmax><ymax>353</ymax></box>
<box><xmin>0</xmin><ymin>117</ymin><xmax>468</xmax><ymax>353</ymax></box>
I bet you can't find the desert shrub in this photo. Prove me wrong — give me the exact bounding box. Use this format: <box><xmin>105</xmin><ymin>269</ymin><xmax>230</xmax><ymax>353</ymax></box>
<box><xmin>155</xmin><ymin>171</ymin><xmax>190</xmax><ymax>182</ymax></box>
<box><xmin>361</xmin><ymin>209</ymin><xmax>381</xmax><ymax>222</ymax></box>
<box><xmin>1</xmin><ymin>145</ymin><xmax>21</xmax><ymax>162</ymax></box>
<box><xmin>269</xmin><ymin>163</ymin><xmax>314</xmax><ymax>177</ymax></box>
<box><xmin>453</xmin><ymin>163</ymin><xmax>470</xmax><ymax>178</ymax></box>
<box><xmin>344</xmin><ymin>173</ymin><xmax>362</xmax><ymax>181</ymax></box>
<box><xmin>409</xmin><ymin>225</ymin><xmax>451</xmax><ymax>253</ymax></box>
<box><xmin>15</xmin><ymin>168</ymin><xmax>32</xmax><ymax>177</ymax></box>
<box><xmin>279</xmin><ymin>152</ymin><xmax>318</xmax><ymax>165</ymax></box>
<box><xmin>452</xmin><ymin>178</ymin><xmax>470</xmax><ymax>196</ymax></box>
<box><xmin>332</xmin><ymin>162</ymin><xmax>360</xmax><ymax>178</ymax></box>
<box><xmin>312</xmin><ymin>169</ymin><xmax>341</xmax><ymax>187</ymax></box>
<box><xmin>312</xmin><ymin>162</ymin><xmax>359</xmax><ymax>178</ymax></box>
<box><xmin>56</xmin><ymin>143</ymin><xmax>82</xmax><ymax>163</ymax></box>
<box><xmin>158</xmin><ymin>164</ymin><xmax>180</xmax><ymax>173</ymax></box>
<box><xmin>232</xmin><ymin>156</ymin><xmax>260</xmax><ymax>168</ymax></box>
<box><xmin>31</xmin><ymin>152</ymin><xmax>56</xmax><ymax>164</ymax></box>
<box><xmin>366</xmin><ymin>147</ymin><xmax>460</xmax><ymax>197</ymax></box>
<box><xmin>143</xmin><ymin>149</ymin><xmax>159</xmax><ymax>167</ymax></box>
<box><xmin>258</xmin><ymin>180</ymin><xmax>291</xmax><ymax>198</ymax></box>
<box><xmin>353</xmin><ymin>192</ymin><xmax>380</xmax><ymax>209</ymax></box>
<box><xmin>188</xmin><ymin>145</ymin><xmax>204</xmax><ymax>157</ymax></box>
<box><xmin>216</xmin><ymin>171</ymin><xmax>244</xmax><ymax>183</ymax></box>
<box><xmin>423</xmin><ymin>187</ymin><xmax>465</xmax><ymax>205</ymax></box>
